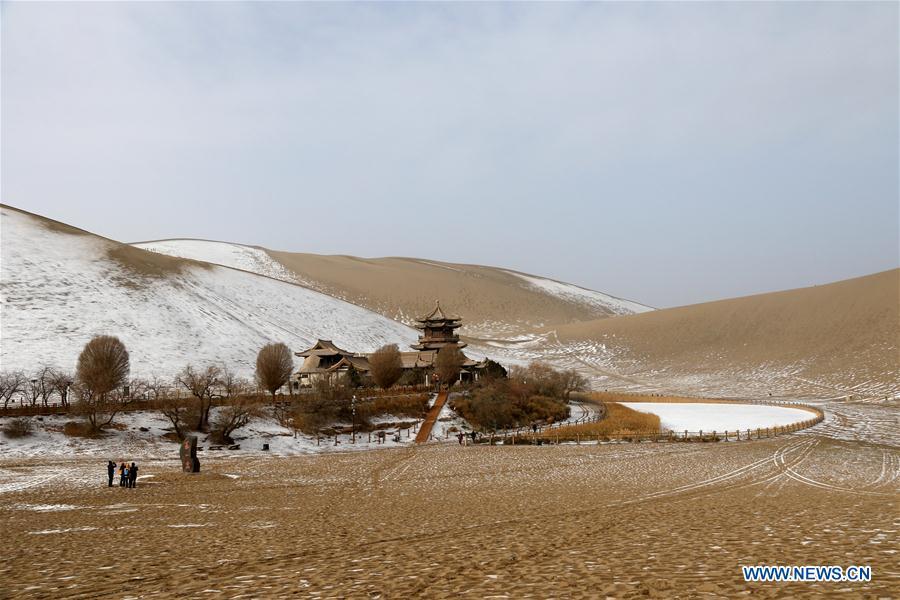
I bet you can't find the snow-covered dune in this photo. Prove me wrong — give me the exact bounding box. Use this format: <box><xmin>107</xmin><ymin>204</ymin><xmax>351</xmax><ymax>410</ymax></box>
<box><xmin>506</xmin><ymin>271</ymin><xmax>653</xmax><ymax>315</ymax></box>
<box><xmin>0</xmin><ymin>207</ymin><xmax>418</xmax><ymax>378</ymax></box>
<box><xmin>133</xmin><ymin>239</ymin><xmax>306</xmax><ymax>286</ymax></box>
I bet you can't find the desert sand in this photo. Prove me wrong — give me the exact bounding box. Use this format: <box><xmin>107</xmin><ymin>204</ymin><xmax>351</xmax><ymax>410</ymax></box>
<box><xmin>2</xmin><ymin>420</ymin><xmax>897</xmax><ymax>599</ymax></box>
<box><xmin>266</xmin><ymin>250</ymin><xmax>647</xmax><ymax>335</ymax></box>
<box><xmin>536</xmin><ymin>269</ymin><xmax>900</xmax><ymax>399</ymax></box>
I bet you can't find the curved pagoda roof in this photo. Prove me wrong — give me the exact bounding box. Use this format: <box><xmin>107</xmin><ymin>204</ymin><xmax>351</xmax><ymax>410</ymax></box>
<box><xmin>415</xmin><ymin>301</ymin><xmax>461</xmax><ymax>324</ymax></box>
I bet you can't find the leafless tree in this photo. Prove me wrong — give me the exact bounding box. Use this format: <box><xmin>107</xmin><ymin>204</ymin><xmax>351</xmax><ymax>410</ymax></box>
<box><xmin>369</xmin><ymin>344</ymin><xmax>403</xmax><ymax>390</ymax></box>
<box><xmin>158</xmin><ymin>394</ymin><xmax>195</xmax><ymax>441</ymax></box>
<box><xmin>434</xmin><ymin>345</ymin><xmax>465</xmax><ymax>388</ymax></box>
<box><xmin>0</xmin><ymin>371</ymin><xmax>27</xmax><ymax>409</ymax></box>
<box><xmin>211</xmin><ymin>395</ymin><xmax>261</xmax><ymax>444</ymax></box>
<box><xmin>73</xmin><ymin>383</ymin><xmax>133</xmax><ymax>432</ymax></box>
<box><xmin>26</xmin><ymin>367</ymin><xmax>53</xmax><ymax>407</ymax></box>
<box><xmin>174</xmin><ymin>364</ymin><xmax>222</xmax><ymax>431</ymax></box>
<box><xmin>220</xmin><ymin>366</ymin><xmax>251</xmax><ymax>399</ymax></box>
<box><xmin>145</xmin><ymin>375</ymin><xmax>171</xmax><ymax>402</ymax></box>
<box><xmin>34</xmin><ymin>366</ymin><xmax>57</xmax><ymax>407</ymax></box>
<box><xmin>48</xmin><ymin>369</ymin><xmax>75</xmax><ymax>408</ymax></box>
<box><xmin>255</xmin><ymin>343</ymin><xmax>293</xmax><ymax>402</ymax></box>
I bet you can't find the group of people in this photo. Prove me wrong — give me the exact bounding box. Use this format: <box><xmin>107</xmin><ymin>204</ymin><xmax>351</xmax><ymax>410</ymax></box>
<box><xmin>107</xmin><ymin>460</ymin><xmax>139</xmax><ymax>488</ymax></box>
<box><xmin>456</xmin><ymin>431</ymin><xmax>478</xmax><ymax>445</ymax></box>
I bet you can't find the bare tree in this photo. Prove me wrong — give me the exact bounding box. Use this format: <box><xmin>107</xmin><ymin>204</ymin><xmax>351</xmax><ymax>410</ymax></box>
<box><xmin>220</xmin><ymin>366</ymin><xmax>251</xmax><ymax>399</ymax></box>
<box><xmin>560</xmin><ymin>369</ymin><xmax>589</xmax><ymax>400</ymax></box>
<box><xmin>255</xmin><ymin>343</ymin><xmax>293</xmax><ymax>402</ymax></box>
<box><xmin>48</xmin><ymin>369</ymin><xmax>75</xmax><ymax>408</ymax></box>
<box><xmin>0</xmin><ymin>371</ymin><xmax>27</xmax><ymax>409</ymax></box>
<box><xmin>434</xmin><ymin>345</ymin><xmax>465</xmax><ymax>388</ymax></box>
<box><xmin>145</xmin><ymin>375</ymin><xmax>171</xmax><ymax>402</ymax></box>
<box><xmin>211</xmin><ymin>395</ymin><xmax>260</xmax><ymax>444</ymax></box>
<box><xmin>175</xmin><ymin>364</ymin><xmax>222</xmax><ymax>431</ymax></box>
<box><xmin>74</xmin><ymin>336</ymin><xmax>131</xmax><ymax>432</ymax></box>
<box><xmin>158</xmin><ymin>394</ymin><xmax>194</xmax><ymax>441</ymax></box>
<box><xmin>33</xmin><ymin>366</ymin><xmax>57</xmax><ymax>407</ymax></box>
<box><xmin>73</xmin><ymin>384</ymin><xmax>133</xmax><ymax>432</ymax></box>
<box><xmin>369</xmin><ymin>344</ymin><xmax>403</xmax><ymax>390</ymax></box>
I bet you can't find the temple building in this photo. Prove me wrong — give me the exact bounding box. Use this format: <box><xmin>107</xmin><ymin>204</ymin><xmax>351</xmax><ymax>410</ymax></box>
<box><xmin>293</xmin><ymin>302</ymin><xmax>486</xmax><ymax>389</ymax></box>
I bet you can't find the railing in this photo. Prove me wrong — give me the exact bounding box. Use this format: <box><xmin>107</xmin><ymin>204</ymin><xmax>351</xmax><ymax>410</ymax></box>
<box><xmin>479</xmin><ymin>404</ymin><xmax>825</xmax><ymax>445</ymax></box>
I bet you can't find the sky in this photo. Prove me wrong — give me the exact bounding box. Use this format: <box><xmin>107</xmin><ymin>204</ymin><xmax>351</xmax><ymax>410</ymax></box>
<box><xmin>2</xmin><ymin>2</ymin><xmax>897</xmax><ymax>308</ymax></box>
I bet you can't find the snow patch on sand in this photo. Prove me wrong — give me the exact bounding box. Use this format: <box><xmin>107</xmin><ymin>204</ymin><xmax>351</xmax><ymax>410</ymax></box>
<box><xmin>507</xmin><ymin>271</ymin><xmax>653</xmax><ymax>315</ymax></box>
<box><xmin>133</xmin><ymin>239</ymin><xmax>306</xmax><ymax>286</ymax></box>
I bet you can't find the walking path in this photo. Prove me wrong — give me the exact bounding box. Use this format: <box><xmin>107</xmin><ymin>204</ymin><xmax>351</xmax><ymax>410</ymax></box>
<box><xmin>415</xmin><ymin>391</ymin><xmax>449</xmax><ymax>443</ymax></box>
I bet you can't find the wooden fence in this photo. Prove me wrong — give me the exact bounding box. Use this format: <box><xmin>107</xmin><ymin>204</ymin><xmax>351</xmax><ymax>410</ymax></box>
<box><xmin>479</xmin><ymin>402</ymin><xmax>824</xmax><ymax>446</ymax></box>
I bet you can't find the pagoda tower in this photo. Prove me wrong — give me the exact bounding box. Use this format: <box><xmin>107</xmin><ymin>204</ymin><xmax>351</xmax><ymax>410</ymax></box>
<box><xmin>411</xmin><ymin>301</ymin><xmax>467</xmax><ymax>351</ymax></box>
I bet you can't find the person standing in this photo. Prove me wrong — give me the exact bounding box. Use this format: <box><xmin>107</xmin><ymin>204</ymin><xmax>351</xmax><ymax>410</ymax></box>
<box><xmin>119</xmin><ymin>462</ymin><xmax>127</xmax><ymax>487</ymax></box>
<box><xmin>107</xmin><ymin>461</ymin><xmax>115</xmax><ymax>487</ymax></box>
<box><xmin>128</xmin><ymin>462</ymin><xmax>138</xmax><ymax>488</ymax></box>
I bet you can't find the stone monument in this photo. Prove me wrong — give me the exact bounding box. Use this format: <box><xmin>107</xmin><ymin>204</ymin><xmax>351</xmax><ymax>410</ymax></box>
<box><xmin>180</xmin><ymin>435</ymin><xmax>200</xmax><ymax>473</ymax></box>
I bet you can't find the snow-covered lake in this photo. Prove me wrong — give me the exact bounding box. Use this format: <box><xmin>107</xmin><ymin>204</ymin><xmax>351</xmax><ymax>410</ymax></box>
<box><xmin>618</xmin><ymin>402</ymin><xmax>816</xmax><ymax>432</ymax></box>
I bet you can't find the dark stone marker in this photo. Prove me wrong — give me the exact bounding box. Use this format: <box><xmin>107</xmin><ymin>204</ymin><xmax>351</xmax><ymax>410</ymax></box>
<box><xmin>180</xmin><ymin>436</ymin><xmax>200</xmax><ymax>473</ymax></box>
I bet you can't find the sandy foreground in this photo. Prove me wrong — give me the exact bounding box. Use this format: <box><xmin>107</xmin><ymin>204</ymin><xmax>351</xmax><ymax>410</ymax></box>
<box><xmin>1</xmin><ymin>428</ymin><xmax>897</xmax><ymax>599</ymax></box>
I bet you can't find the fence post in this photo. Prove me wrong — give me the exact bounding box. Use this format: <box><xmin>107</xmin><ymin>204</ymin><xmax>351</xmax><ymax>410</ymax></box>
<box><xmin>724</xmin><ymin>430</ymin><xmax>728</xmax><ymax>441</ymax></box>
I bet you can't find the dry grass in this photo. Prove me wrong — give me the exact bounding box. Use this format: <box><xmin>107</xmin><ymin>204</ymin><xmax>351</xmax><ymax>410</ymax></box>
<box><xmin>106</xmin><ymin>244</ymin><xmax>211</xmax><ymax>282</ymax></box>
<box><xmin>545</xmin><ymin>402</ymin><xmax>660</xmax><ymax>439</ymax></box>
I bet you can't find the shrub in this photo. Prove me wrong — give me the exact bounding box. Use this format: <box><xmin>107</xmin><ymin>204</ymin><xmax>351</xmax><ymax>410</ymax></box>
<box><xmin>367</xmin><ymin>394</ymin><xmax>430</xmax><ymax>419</ymax></box>
<box><xmin>451</xmin><ymin>382</ymin><xmax>569</xmax><ymax>431</ymax></box>
<box><xmin>369</xmin><ymin>344</ymin><xmax>403</xmax><ymax>389</ymax></box>
<box><xmin>2</xmin><ymin>417</ymin><xmax>33</xmax><ymax>438</ymax></box>
<box><xmin>434</xmin><ymin>346</ymin><xmax>464</xmax><ymax>387</ymax></box>
<box><xmin>210</xmin><ymin>398</ymin><xmax>261</xmax><ymax>444</ymax></box>
<box><xmin>255</xmin><ymin>343</ymin><xmax>294</xmax><ymax>401</ymax></box>
<box><xmin>63</xmin><ymin>420</ymin><xmax>98</xmax><ymax>438</ymax></box>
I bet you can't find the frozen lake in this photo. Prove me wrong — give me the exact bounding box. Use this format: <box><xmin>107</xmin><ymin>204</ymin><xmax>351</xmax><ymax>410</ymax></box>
<box><xmin>618</xmin><ymin>402</ymin><xmax>816</xmax><ymax>433</ymax></box>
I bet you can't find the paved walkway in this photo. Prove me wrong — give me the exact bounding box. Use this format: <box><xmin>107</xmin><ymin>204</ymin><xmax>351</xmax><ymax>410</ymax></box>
<box><xmin>415</xmin><ymin>391</ymin><xmax>449</xmax><ymax>443</ymax></box>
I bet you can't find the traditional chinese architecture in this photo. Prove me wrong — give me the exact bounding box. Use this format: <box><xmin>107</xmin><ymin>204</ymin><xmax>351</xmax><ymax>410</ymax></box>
<box><xmin>411</xmin><ymin>302</ymin><xmax>466</xmax><ymax>351</ymax></box>
<box><xmin>293</xmin><ymin>302</ymin><xmax>487</xmax><ymax>389</ymax></box>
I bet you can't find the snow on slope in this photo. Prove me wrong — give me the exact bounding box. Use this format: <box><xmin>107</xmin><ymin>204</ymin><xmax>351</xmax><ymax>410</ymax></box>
<box><xmin>0</xmin><ymin>209</ymin><xmax>418</xmax><ymax>378</ymax></box>
<box><xmin>134</xmin><ymin>239</ymin><xmax>306</xmax><ymax>286</ymax></box>
<box><xmin>507</xmin><ymin>271</ymin><xmax>653</xmax><ymax>315</ymax></box>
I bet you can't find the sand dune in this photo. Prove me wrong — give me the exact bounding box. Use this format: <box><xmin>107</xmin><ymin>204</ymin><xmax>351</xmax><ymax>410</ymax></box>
<box><xmin>0</xmin><ymin>205</ymin><xmax>417</xmax><ymax>378</ymax></box>
<box><xmin>548</xmin><ymin>269</ymin><xmax>899</xmax><ymax>398</ymax></box>
<box><xmin>131</xmin><ymin>238</ymin><xmax>653</xmax><ymax>337</ymax></box>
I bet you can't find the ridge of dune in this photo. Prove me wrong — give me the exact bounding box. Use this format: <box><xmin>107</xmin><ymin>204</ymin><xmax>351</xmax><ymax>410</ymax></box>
<box><xmin>0</xmin><ymin>205</ymin><xmax>419</xmax><ymax>378</ymax></box>
<box><xmin>547</xmin><ymin>269</ymin><xmax>899</xmax><ymax>399</ymax></box>
<box><xmin>132</xmin><ymin>238</ymin><xmax>653</xmax><ymax>337</ymax></box>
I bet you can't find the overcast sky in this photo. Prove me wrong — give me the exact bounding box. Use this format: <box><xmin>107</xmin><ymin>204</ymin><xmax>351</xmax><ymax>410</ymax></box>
<box><xmin>2</xmin><ymin>2</ymin><xmax>897</xmax><ymax>308</ymax></box>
